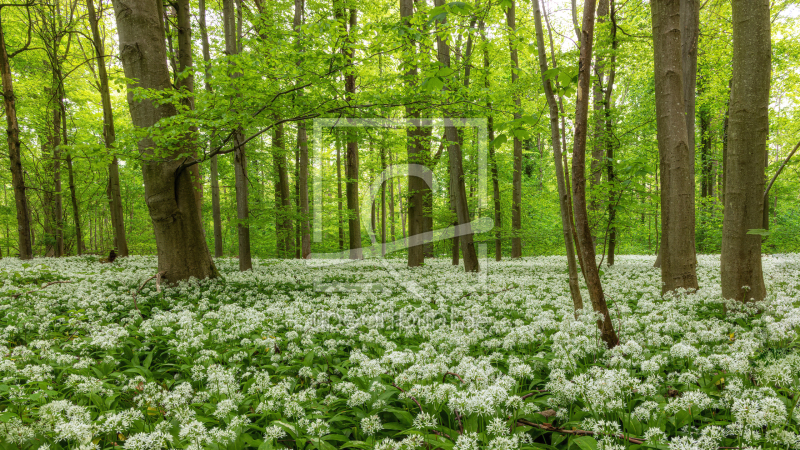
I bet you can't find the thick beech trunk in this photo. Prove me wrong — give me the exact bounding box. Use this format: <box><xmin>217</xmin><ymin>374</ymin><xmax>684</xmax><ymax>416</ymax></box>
<box><xmin>651</xmin><ymin>0</ymin><xmax>699</xmax><ymax>293</ymax></box>
<box><xmin>721</xmin><ymin>0</ymin><xmax>770</xmax><ymax>303</ymax></box>
<box><xmin>571</xmin><ymin>0</ymin><xmax>618</xmax><ymax>347</ymax></box>
<box><xmin>112</xmin><ymin>0</ymin><xmax>218</xmax><ymax>281</ymax></box>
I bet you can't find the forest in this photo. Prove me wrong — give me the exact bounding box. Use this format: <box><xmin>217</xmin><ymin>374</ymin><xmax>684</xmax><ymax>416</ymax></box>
<box><xmin>1</xmin><ymin>0</ymin><xmax>800</xmax><ymax>448</ymax></box>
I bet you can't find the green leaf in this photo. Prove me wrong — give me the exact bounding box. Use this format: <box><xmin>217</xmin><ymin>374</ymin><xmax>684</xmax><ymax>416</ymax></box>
<box><xmin>422</xmin><ymin>77</ymin><xmax>445</xmax><ymax>92</ymax></box>
<box><xmin>572</xmin><ymin>437</ymin><xmax>598</xmax><ymax>450</ymax></box>
<box><xmin>143</xmin><ymin>351</ymin><xmax>154</xmax><ymax>369</ymax></box>
<box><xmin>746</xmin><ymin>228</ymin><xmax>770</xmax><ymax>236</ymax></box>
<box><xmin>436</xmin><ymin>66</ymin><xmax>455</xmax><ymax>78</ymax></box>
<box><xmin>491</xmin><ymin>134</ymin><xmax>508</xmax><ymax>148</ymax></box>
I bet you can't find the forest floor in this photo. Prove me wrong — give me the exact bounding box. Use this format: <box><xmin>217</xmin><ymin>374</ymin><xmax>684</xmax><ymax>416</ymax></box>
<box><xmin>1</xmin><ymin>254</ymin><xmax>799</xmax><ymax>449</ymax></box>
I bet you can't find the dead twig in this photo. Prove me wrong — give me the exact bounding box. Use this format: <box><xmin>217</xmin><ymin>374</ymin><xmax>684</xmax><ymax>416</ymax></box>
<box><xmin>453</xmin><ymin>408</ymin><xmax>464</xmax><ymax>435</ymax></box>
<box><xmin>515</xmin><ymin>418</ymin><xmax>644</xmax><ymax>444</ymax></box>
<box><xmin>443</xmin><ymin>372</ymin><xmax>465</xmax><ymax>384</ymax></box>
<box><xmin>10</xmin><ymin>280</ymin><xmax>72</xmax><ymax>299</ymax></box>
<box><xmin>132</xmin><ymin>271</ymin><xmax>166</xmax><ymax>314</ymax></box>
<box><xmin>520</xmin><ymin>390</ymin><xmax>548</xmax><ymax>400</ymax></box>
<box><xmin>390</xmin><ymin>382</ymin><xmax>423</xmax><ymax>413</ymax></box>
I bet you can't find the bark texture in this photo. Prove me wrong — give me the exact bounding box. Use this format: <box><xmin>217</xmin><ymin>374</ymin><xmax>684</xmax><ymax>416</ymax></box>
<box><xmin>0</xmin><ymin>16</ymin><xmax>33</xmax><ymax>259</ymax></box>
<box><xmin>198</xmin><ymin>0</ymin><xmax>223</xmax><ymax>257</ymax></box>
<box><xmin>112</xmin><ymin>0</ymin><xmax>217</xmax><ymax>281</ymax></box>
<box><xmin>435</xmin><ymin>0</ymin><xmax>479</xmax><ymax>272</ymax></box>
<box><xmin>400</xmin><ymin>0</ymin><xmax>425</xmax><ymax>267</ymax></box>
<box><xmin>507</xmin><ymin>1</ymin><xmax>523</xmax><ymax>258</ymax></box>
<box><xmin>721</xmin><ymin>0</ymin><xmax>770</xmax><ymax>303</ymax></box>
<box><xmin>571</xmin><ymin>0</ymin><xmax>618</xmax><ymax>347</ymax></box>
<box><xmin>650</xmin><ymin>0</ymin><xmax>699</xmax><ymax>293</ymax></box>
<box><xmin>532</xmin><ymin>0</ymin><xmax>583</xmax><ymax>312</ymax></box>
<box><xmin>87</xmin><ymin>0</ymin><xmax>128</xmax><ymax>257</ymax></box>
<box><xmin>222</xmin><ymin>0</ymin><xmax>251</xmax><ymax>270</ymax></box>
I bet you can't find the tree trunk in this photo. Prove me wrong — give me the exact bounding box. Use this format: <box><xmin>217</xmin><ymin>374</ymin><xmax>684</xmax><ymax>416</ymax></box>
<box><xmin>222</xmin><ymin>0</ymin><xmax>251</xmax><ymax>270</ymax></box>
<box><xmin>337</xmin><ymin>3</ymin><xmax>361</xmax><ymax>260</ymax></box>
<box><xmin>66</xmin><ymin>152</ymin><xmax>83</xmax><ymax>255</ymax></box>
<box><xmin>198</xmin><ymin>0</ymin><xmax>223</xmax><ymax>257</ymax></box>
<box><xmin>273</xmin><ymin>123</ymin><xmax>294</xmax><ymax>257</ymax></box>
<box><xmin>293</xmin><ymin>1</ymin><xmax>310</xmax><ymax>259</ymax></box>
<box><xmin>400</xmin><ymin>0</ymin><xmax>425</xmax><ymax>267</ymax></box>
<box><xmin>389</xmin><ymin>150</ymin><xmax>396</xmax><ymax>242</ymax></box>
<box><xmin>87</xmin><ymin>0</ymin><xmax>128</xmax><ymax>257</ymax></box>
<box><xmin>590</xmin><ymin>0</ymin><xmax>609</xmax><ymax>242</ymax></box>
<box><xmin>507</xmin><ymin>1</ymin><xmax>522</xmax><ymax>258</ymax></box>
<box><xmin>175</xmin><ymin>0</ymin><xmax>203</xmax><ymax>221</ymax></box>
<box><xmin>112</xmin><ymin>0</ymin><xmax>218</xmax><ymax>281</ymax></box>
<box><xmin>532</xmin><ymin>0</ymin><xmax>584</xmax><ymax>313</ymax></box>
<box><xmin>380</xmin><ymin>146</ymin><xmax>387</xmax><ymax>256</ymax></box>
<box><xmin>435</xmin><ymin>0</ymin><xmax>479</xmax><ymax>272</ymax></box>
<box><xmin>721</xmin><ymin>0</ymin><xmax>769</xmax><ymax>303</ymax></box>
<box><xmin>681</xmin><ymin>0</ymin><xmax>699</xmax><ymax>157</ymax></box>
<box><xmin>650</xmin><ymin>0</ymin><xmax>699</xmax><ymax>293</ymax></box>
<box><xmin>0</xmin><ymin>19</ymin><xmax>33</xmax><ymax>259</ymax></box>
<box><xmin>50</xmin><ymin>81</ymin><xmax>64</xmax><ymax>257</ymax></box>
<box><xmin>478</xmin><ymin>19</ymin><xmax>502</xmax><ymax>261</ymax></box>
<box><xmin>336</xmin><ymin>133</ymin><xmax>344</xmax><ymax>251</ymax></box>
<box><xmin>604</xmin><ymin>1</ymin><xmax>618</xmax><ymax>266</ymax></box>
<box><xmin>571</xmin><ymin>0</ymin><xmax>618</xmax><ymax>347</ymax></box>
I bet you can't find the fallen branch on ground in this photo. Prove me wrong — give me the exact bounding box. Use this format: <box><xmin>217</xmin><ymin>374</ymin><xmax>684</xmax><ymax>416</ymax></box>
<box><xmin>515</xmin><ymin>418</ymin><xmax>644</xmax><ymax>444</ymax></box>
<box><xmin>132</xmin><ymin>271</ymin><xmax>166</xmax><ymax>314</ymax></box>
<box><xmin>390</xmin><ymin>382</ymin><xmax>423</xmax><ymax>413</ymax></box>
<box><xmin>11</xmin><ymin>280</ymin><xmax>72</xmax><ymax>299</ymax></box>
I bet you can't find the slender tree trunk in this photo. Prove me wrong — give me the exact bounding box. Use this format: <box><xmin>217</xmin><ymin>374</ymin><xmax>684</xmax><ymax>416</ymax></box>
<box><xmin>112</xmin><ymin>0</ymin><xmax>218</xmax><ymax>281</ymax></box>
<box><xmin>175</xmin><ymin>0</ymin><xmax>202</xmax><ymax>220</ymax></box>
<box><xmin>336</xmin><ymin>134</ymin><xmax>344</xmax><ymax>252</ymax></box>
<box><xmin>589</xmin><ymin>0</ymin><xmax>609</xmax><ymax>246</ymax></box>
<box><xmin>400</xmin><ymin>0</ymin><xmax>425</xmax><ymax>267</ymax></box>
<box><xmin>478</xmin><ymin>19</ymin><xmax>502</xmax><ymax>261</ymax></box>
<box><xmin>389</xmin><ymin>151</ymin><xmax>396</xmax><ymax>242</ymax></box>
<box><xmin>198</xmin><ymin>0</ymin><xmax>223</xmax><ymax>257</ymax></box>
<box><xmin>273</xmin><ymin>123</ymin><xmax>294</xmax><ymax>257</ymax></box>
<box><xmin>50</xmin><ymin>80</ymin><xmax>64</xmax><ymax>257</ymax></box>
<box><xmin>571</xmin><ymin>0</ymin><xmax>618</xmax><ymax>347</ymax></box>
<box><xmin>222</xmin><ymin>0</ymin><xmax>251</xmax><ymax>270</ymax></box>
<box><xmin>532</xmin><ymin>0</ymin><xmax>584</xmax><ymax>312</ymax></box>
<box><xmin>380</xmin><ymin>146</ymin><xmax>387</xmax><ymax>256</ymax></box>
<box><xmin>681</xmin><ymin>0</ymin><xmax>699</xmax><ymax>157</ymax></box>
<box><xmin>507</xmin><ymin>1</ymin><xmax>522</xmax><ymax>258</ymax></box>
<box><xmin>435</xmin><ymin>0</ymin><xmax>478</xmax><ymax>272</ymax></box>
<box><xmin>721</xmin><ymin>0</ymin><xmax>769</xmax><ymax>303</ymax></box>
<box><xmin>336</xmin><ymin>3</ymin><xmax>361</xmax><ymax>259</ymax></box>
<box><xmin>604</xmin><ymin>1</ymin><xmax>618</xmax><ymax>266</ymax></box>
<box><xmin>87</xmin><ymin>0</ymin><xmax>128</xmax><ymax>257</ymax></box>
<box><xmin>0</xmin><ymin>19</ymin><xmax>32</xmax><ymax>259</ymax></box>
